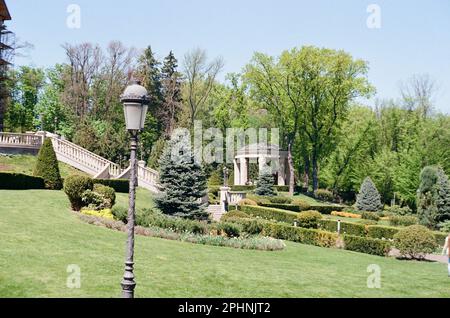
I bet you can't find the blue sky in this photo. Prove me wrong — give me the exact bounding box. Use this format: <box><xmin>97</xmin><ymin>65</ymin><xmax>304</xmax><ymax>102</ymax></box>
<box><xmin>7</xmin><ymin>0</ymin><xmax>450</xmax><ymax>113</ymax></box>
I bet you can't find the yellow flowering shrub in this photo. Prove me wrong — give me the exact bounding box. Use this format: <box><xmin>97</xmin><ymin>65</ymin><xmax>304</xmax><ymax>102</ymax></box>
<box><xmin>331</xmin><ymin>211</ymin><xmax>361</xmax><ymax>219</ymax></box>
<box><xmin>80</xmin><ymin>208</ymin><xmax>114</xmax><ymax>220</ymax></box>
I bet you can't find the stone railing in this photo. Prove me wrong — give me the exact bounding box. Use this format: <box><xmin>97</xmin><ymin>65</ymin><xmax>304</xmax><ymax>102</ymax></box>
<box><xmin>49</xmin><ymin>136</ymin><xmax>121</xmax><ymax>177</ymax></box>
<box><xmin>0</xmin><ymin>132</ymin><xmax>43</xmax><ymax>149</ymax></box>
<box><xmin>229</xmin><ymin>191</ymin><xmax>246</xmax><ymax>205</ymax></box>
<box><xmin>0</xmin><ymin>131</ymin><xmax>160</xmax><ymax>192</ymax></box>
<box><xmin>137</xmin><ymin>164</ymin><xmax>160</xmax><ymax>193</ymax></box>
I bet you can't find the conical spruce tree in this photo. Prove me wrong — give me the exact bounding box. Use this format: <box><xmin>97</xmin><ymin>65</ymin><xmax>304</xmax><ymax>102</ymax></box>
<box><xmin>356</xmin><ymin>177</ymin><xmax>382</xmax><ymax>212</ymax></box>
<box><xmin>417</xmin><ymin>166</ymin><xmax>438</xmax><ymax>228</ymax></box>
<box><xmin>33</xmin><ymin>138</ymin><xmax>63</xmax><ymax>190</ymax></box>
<box><xmin>254</xmin><ymin>167</ymin><xmax>275</xmax><ymax>196</ymax></box>
<box><xmin>154</xmin><ymin>130</ymin><xmax>208</xmax><ymax>220</ymax></box>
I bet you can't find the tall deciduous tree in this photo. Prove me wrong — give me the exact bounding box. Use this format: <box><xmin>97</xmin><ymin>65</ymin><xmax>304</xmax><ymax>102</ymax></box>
<box><xmin>183</xmin><ymin>48</ymin><xmax>224</xmax><ymax>128</ymax></box>
<box><xmin>244</xmin><ymin>46</ymin><xmax>374</xmax><ymax>194</ymax></box>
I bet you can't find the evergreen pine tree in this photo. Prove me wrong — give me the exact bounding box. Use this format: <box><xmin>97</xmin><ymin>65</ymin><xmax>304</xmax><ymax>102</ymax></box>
<box><xmin>417</xmin><ymin>166</ymin><xmax>440</xmax><ymax>228</ymax></box>
<box><xmin>33</xmin><ymin>138</ymin><xmax>63</xmax><ymax>190</ymax></box>
<box><xmin>160</xmin><ymin>51</ymin><xmax>182</xmax><ymax>136</ymax></box>
<box><xmin>155</xmin><ymin>130</ymin><xmax>208</xmax><ymax>220</ymax></box>
<box><xmin>356</xmin><ymin>177</ymin><xmax>382</xmax><ymax>211</ymax></box>
<box><xmin>136</xmin><ymin>46</ymin><xmax>163</xmax><ymax>161</ymax></box>
<box><xmin>254</xmin><ymin>167</ymin><xmax>275</xmax><ymax>196</ymax></box>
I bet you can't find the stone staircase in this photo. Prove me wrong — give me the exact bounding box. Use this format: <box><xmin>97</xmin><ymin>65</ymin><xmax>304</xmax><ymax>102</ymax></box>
<box><xmin>0</xmin><ymin>131</ymin><xmax>159</xmax><ymax>193</ymax></box>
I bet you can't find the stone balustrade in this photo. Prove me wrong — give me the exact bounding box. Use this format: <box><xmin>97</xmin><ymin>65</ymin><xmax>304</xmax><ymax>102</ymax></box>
<box><xmin>0</xmin><ymin>131</ymin><xmax>160</xmax><ymax>193</ymax></box>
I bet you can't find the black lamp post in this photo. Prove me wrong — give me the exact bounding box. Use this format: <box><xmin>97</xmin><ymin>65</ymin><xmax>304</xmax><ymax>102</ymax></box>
<box><xmin>120</xmin><ymin>80</ymin><xmax>149</xmax><ymax>298</ymax></box>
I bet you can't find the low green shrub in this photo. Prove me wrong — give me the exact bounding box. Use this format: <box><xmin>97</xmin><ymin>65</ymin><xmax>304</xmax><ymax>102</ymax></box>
<box><xmin>262</xmin><ymin>223</ymin><xmax>338</xmax><ymax>248</ymax></box>
<box><xmin>361</xmin><ymin>211</ymin><xmax>380</xmax><ymax>221</ymax></box>
<box><xmin>216</xmin><ymin>222</ymin><xmax>242</xmax><ymax>237</ymax></box>
<box><xmin>268</xmin><ymin>196</ymin><xmax>293</xmax><ymax>204</ymax></box>
<box><xmin>136</xmin><ymin>208</ymin><xmax>209</xmax><ymax>234</ymax></box>
<box><xmin>93</xmin><ymin>184</ymin><xmax>116</xmax><ymax>208</ymax></box>
<box><xmin>221</xmin><ymin>210</ymin><xmax>249</xmax><ymax>221</ymax></box>
<box><xmin>81</xmin><ymin>189</ymin><xmax>106</xmax><ymax>210</ymax></box>
<box><xmin>343</xmin><ymin>235</ymin><xmax>391</xmax><ymax>257</ymax></box>
<box><xmin>231</xmin><ymin>185</ymin><xmax>255</xmax><ymax>192</ymax></box>
<box><xmin>310</xmin><ymin>205</ymin><xmax>344</xmax><ymax>214</ymax></box>
<box><xmin>259</xmin><ymin>202</ymin><xmax>302</xmax><ymax>212</ymax></box>
<box><xmin>296</xmin><ymin>210</ymin><xmax>322</xmax><ymax>229</ymax></box>
<box><xmin>237</xmin><ymin>198</ymin><xmax>258</xmax><ymax>206</ymax></box>
<box><xmin>318</xmin><ymin>219</ymin><xmax>366</xmax><ymax>236</ymax></box>
<box><xmin>0</xmin><ymin>172</ymin><xmax>45</xmax><ymax>190</ymax></box>
<box><xmin>111</xmin><ymin>206</ymin><xmax>128</xmax><ymax>223</ymax></box>
<box><xmin>64</xmin><ymin>175</ymin><xmax>94</xmax><ymax>211</ymax></box>
<box><xmin>366</xmin><ymin>225</ymin><xmax>399</xmax><ymax>240</ymax></box>
<box><xmin>358</xmin><ymin>219</ymin><xmax>378</xmax><ymax>226</ymax></box>
<box><xmin>393</xmin><ymin>225</ymin><xmax>437</xmax><ymax>259</ymax></box>
<box><xmin>80</xmin><ymin>214</ymin><xmax>285</xmax><ymax>251</ymax></box>
<box><xmin>389</xmin><ymin>215</ymin><xmax>418</xmax><ymax>227</ymax></box>
<box><xmin>384</xmin><ymin>205</ymin><xmax>412</xmax><ymax>216</ymax></box>
<box><xmin>293</xmin><ymin>199</ymin><xmax>311</xmax><ymax>211</ymax></box>
<box><xmin>315</xmin><ymin>189</ymin><xmax>335</xmax><ymax>202</ymax></box>
<box><xmin>94</xmin><ymin>179</ymin><xmax>129</xmax><ymax>193</ymax></box>
<box><xmin>241</xmin><ymin>205</ymin><xmax>298</xmax><ymax>224</ymax></box>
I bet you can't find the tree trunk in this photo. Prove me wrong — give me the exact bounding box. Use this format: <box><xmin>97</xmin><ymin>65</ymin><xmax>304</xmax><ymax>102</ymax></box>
<box><xmin>312</xmin><ymin>151</ymin><xmax>319</xmax><ymax>193</ymax></box>
<box><xmin>288</xmin><ymin>142</ymin><xmax>295</xmax><ymax>196</ymax></box>
<box><xmin>303</xmin><ymin>155</ymin><xmax>310</xmax><ymax>192</ymax></box>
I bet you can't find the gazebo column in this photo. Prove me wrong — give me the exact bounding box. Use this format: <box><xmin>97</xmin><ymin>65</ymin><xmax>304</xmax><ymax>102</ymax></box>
<box><xmin>258</xmin><ymin>156</ymin><xmax>266</xmax><ymax>173</ymax></box>
<box><xmin>278</xmin><ymin>157</ymin><xmax>286</xmax><ymax>185</ymax></box>
<box><xmin>239</xmin><ymin>157</ymin><xmax>248</xmax><ymax>185</ymax></box>
<box><xmin>233</xmin><ymin>159</ymin><xmax>240</xmax><ymax>185</ymax></box>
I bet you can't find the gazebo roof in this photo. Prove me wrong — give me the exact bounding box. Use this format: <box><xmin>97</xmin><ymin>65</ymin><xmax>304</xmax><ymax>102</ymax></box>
<box><xmin>235</xmin><ymin>143</ymin><xmax>287</xmax><ymax>158</ymax></box>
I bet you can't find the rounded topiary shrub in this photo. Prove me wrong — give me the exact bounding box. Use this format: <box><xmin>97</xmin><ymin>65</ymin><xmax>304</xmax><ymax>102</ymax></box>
<box><xmin>93</xmin><ymin>183</ymin><xmax>116</xmax><ymax>208</ymax></box>
<box><xmin>221</xmin><ymin>210</ymin><xmax>249</xmax><ymax>221</ymax></box>
<box><xmin>64</xmin><ymin>175</ymin><xmax>94</xmax><ymax>211</ymax></box>
<box><xmin>361</xmin><ymin>211</ymin><xmax>380</xmax><ymax>221</ymax></box>
<box><xmin>293</xmin><ymin>199</ymin><xmax>311</xmax><ymax>211</ymax></box>
<box><xmin>237</xmin><ymin>198</ymin><xmax>258</xmax><ymax>206</ymax></box>
<box><xmin>296</xmin><ymin>210</ymin><xmax>322</xmax><ymax>229</ymax></box>
<box><xmin>315</xmin><ymin>189</ymin><xmax>335</xmax><ymax>202</ymax></box>
<box><xmin>33</xmin><ymin>138</ymin><xmax>63</xmax><ymax>190</ymax></box>
<box><xmin>393</xmin><ymin>225</ymin><xmax>437</xmax><ymax>260</ymax></box>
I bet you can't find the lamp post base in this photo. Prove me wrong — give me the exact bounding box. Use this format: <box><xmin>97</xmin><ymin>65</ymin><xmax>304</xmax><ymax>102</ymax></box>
<box><xmin>121</xmin><ymin>261</ymin><xmax>136</xmax><ymax>298</ymax></box>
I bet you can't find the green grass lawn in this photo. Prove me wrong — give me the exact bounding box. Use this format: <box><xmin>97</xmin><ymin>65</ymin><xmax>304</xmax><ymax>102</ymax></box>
<box><xmin>0</xmin><ymin>189</ymin><xmax>449</xmax><ymax>298</ymax></box>
<box><xmin>0</xmin><ymin>154</ymin><xmax>87</xmax><ymax>178</ymax></box>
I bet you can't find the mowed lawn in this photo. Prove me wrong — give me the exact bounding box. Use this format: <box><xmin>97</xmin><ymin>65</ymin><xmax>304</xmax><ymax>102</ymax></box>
<box><xmin>0</xmin><ymin>190</ymin><xmax>450</xmax><ymax>298</ymax></box>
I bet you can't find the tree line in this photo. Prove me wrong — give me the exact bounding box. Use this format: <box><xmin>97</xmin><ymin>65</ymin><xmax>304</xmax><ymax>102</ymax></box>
<box><xmin>2</xmin><ymin>42</ymin><xmax>449</xmax><ymax>210</ymax></box>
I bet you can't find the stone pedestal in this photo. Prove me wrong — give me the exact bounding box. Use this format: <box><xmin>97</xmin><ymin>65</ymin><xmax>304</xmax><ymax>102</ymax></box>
<box><xmin>219</xmin><ymin>186</ymin><xmax>231</xmax><ymax>213</ymax></box>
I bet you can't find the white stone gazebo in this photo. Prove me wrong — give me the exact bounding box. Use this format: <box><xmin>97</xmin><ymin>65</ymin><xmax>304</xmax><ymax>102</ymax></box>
<box><xmin>233</xmin><ymin>143</ymin><xmax>290</xmax><ymax>186</ymax></box>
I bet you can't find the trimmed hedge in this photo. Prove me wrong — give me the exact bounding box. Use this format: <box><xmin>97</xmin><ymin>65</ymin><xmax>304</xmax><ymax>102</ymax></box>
<box><xmin>366</xmin><ymin>225</ymin><xmax>399</xmax><ymax>240</ymax></box>
<box><xmin>318</xmin><ymin>219</ymin><xmax>366</xmax><ymax>237</ymax></box>
<box><xmin>259</xmin><ymin>202</ymin><xmax>302</xmax><ymax>212</ymax></box>
<box><xmin>310</xmin><ymin>205</ymin><xmax>344</xmax><ymax>214</ymax></box>
<box><xmin>0</xmin><ymin>172</ymin><xmax>45</xmax><ymax>189</ymax></box>
<box><xmin>262</xmin><ymin>222</ymin><xmax>338</xmax><ymax>248</ymax></box>
<box><xmin>240</xmin><ymin>205</ymin><xmax>299</xmax><ymax>224</ymax></box>
<box><xmin>343</xmin><ymin>235</ymin><xmax>391</xmax><ymax>257</ymax></box>
<box><xmin>94</xmin><ymin>179</ymin><xmax>129</xmax><ymax>193</ymax></box>
<box><xmin>231</xmin><ymin>185</ymin><xmax>255</xmax><ymax>192</ymax></box>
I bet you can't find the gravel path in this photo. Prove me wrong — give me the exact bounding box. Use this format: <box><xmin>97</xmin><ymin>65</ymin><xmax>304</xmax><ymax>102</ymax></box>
<box><xmin>389</xmin><ymin>248</ymin><xmax>448</xmax><ymax>264</ymax></box>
